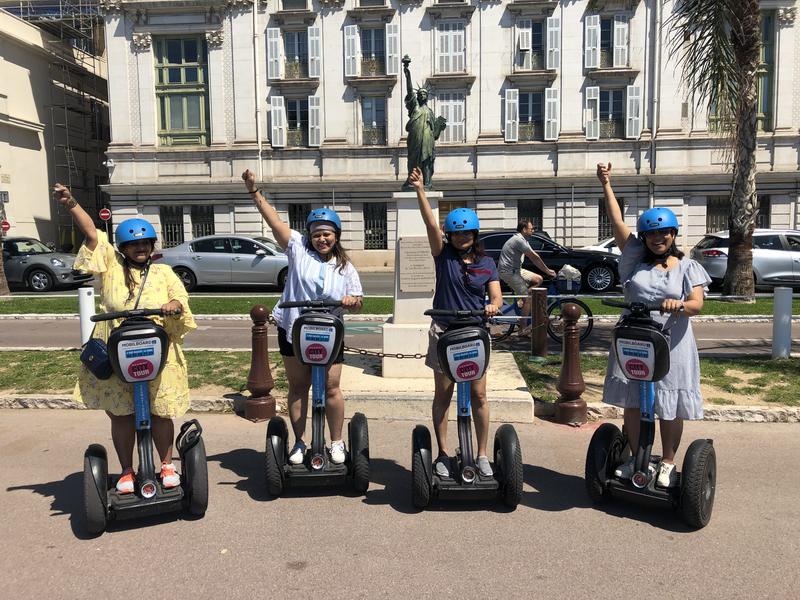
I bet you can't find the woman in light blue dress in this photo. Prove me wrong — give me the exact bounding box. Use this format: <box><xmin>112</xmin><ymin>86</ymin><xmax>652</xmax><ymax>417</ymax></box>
<box><xmin>597</xmin><ymin>163</ymin><xmax>711</xmax><ymax>488</ymax></box>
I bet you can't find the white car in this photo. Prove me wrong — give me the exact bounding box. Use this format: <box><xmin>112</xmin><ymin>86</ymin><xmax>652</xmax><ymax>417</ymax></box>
<box><xmin>581</xmin><ymin>237</ymin><xmax>621</xmax><ymax>255</ymax></box>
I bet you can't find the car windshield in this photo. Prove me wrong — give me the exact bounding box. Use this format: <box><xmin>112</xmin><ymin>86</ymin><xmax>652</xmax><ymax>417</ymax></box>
<box><xmin>254</xmin><ymin>237</ymin><xmax>285</xmax><ymax>253</ymax></box>
<box><xmin>6</xmin><ymin>239</ymin><xmax>53</xmax><ymax>255</ymax></box>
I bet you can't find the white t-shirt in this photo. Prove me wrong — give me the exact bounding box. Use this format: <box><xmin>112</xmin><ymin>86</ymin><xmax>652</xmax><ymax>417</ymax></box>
<box><xmin>271</xmin><ymin>230</ymin><xmax>363</xmax><ymax>343</ymax></box>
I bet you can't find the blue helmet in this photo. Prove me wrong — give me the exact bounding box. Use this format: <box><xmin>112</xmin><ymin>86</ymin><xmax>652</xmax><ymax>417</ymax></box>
<box><xmin>115</xmin><ymin>218</ymin><xmax>157</xmax><ymax>247</ymax></box>
<box><xmin>444</xmin><ymin>208</ymin><xmax>480</xmax><ymax>233</ymax></box>
<box><xmin>637</xmin><ymin>207</ymin><xmax>679</xmax><ymax>236</ymax></box>
<box><xmin>306</xmin><ymin>208</ymin><xmax>342</xmax><ymax>232</ymax></box>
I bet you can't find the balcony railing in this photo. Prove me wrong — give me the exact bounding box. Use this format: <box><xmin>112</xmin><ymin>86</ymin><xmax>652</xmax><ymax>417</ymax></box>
<box><xmin>360</xmin><ymin>56</ymin><xmax>386</xmax><ymax>77</ymax></box>
<box><xmin>362</xmin><ymin>126</ymin><xmax>387</xmax><ymax>146</ymax></box>
<box><xmin>599</xmin><ymin>118</ymin><xmax>624</xmax><ymax>139</ymax></box>
<box><xmin>287</xmin><ymin>128</ymin><xmax>309</xmax><ymax>147</ymax></box>
<box><xmin>519</xmin><ymin>121</ymin><xmax>543</xmax><ymax>142</ymax></box>
<box><xmin>284</xmin><ymin>59</ymin><xmax>309</xmax><ymax>79</ymax></box>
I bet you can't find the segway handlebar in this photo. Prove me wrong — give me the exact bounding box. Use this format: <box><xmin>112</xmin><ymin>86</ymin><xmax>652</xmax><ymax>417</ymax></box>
<box><xmin>602</xmin><ymin>299</ymin><xmax>682</xmax><ymax>313</ymax></box>
<box><xmin>278</xmin><ymin>299</ymin><xmax>344</xmax><ymax>309</ymax></box>
<box><xmin>424</xmin><ymin>308</ymin><xmax>487</xmax><ymax>319</ymax></box>
<box><xmin>90</xmin><ymin>308</ymin><xmax>182</xmax><ymax>322</ymax></box>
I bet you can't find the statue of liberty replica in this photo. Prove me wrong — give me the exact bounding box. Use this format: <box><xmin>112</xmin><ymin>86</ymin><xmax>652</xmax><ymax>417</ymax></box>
<box><xmin>402</xmin><ymin>55</ymin><xmax>447</xmax><ymax>190</ymax></box>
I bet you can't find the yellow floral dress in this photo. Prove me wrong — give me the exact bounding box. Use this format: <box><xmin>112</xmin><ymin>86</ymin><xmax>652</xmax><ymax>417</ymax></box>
<box><xmin>73</xmin><ymin>231</ymin><xmax>197</xmax><ymax>418</ymax></box>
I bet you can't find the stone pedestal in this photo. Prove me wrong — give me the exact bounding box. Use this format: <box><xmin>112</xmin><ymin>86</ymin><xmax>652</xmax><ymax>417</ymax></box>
<box><xmin>382</xmin><ymin>191</ymin><xmax>441</xmax><ymax>378</ymax></box>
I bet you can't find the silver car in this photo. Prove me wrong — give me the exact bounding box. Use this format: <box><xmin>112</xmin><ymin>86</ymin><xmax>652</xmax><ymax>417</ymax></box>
<box><xmin>2</xmin><ymin>237</ymin><xmax>93</xmax><ymax>292</ymax></box>
<box><xmin>153</xmin><ymin>235</ymin><xmax>289</xmax><ymax>291</ymax></box>
<box><xmin>690</xmin><ymin>229</ymin><xmax>800</xmax><ymax>288</ymax></box>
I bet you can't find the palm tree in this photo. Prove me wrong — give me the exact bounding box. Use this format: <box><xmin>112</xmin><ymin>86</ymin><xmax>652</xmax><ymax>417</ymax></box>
<box><xmin>0</xmin><ymin>244</ymin><xmax>9</xmax><ymax>296</ymax></box>
<box><xmin>667</xmin><ymin>0</ymin><xmax>761</xmax><ymax>299</ymax></box>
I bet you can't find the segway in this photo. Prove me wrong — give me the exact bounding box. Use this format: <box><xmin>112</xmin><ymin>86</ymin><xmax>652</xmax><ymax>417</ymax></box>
<box><xmin>263</xmin><ymin>300</ymin><xmax>370</xmax><ymax>496</ymax></box>
<box><xmin>585</xmin><ymin>300</ymin><xmax>716</xmax><ymax>528</ymax></box>
<box><xmin>82</xmin><ymin>308</ymin><xmax>208</xmax><ymax>534</ymax></box>
<box><xmin>411</xmin><ymin>309</ymin><xmax>523</xmax><ymax>509</ymax></box>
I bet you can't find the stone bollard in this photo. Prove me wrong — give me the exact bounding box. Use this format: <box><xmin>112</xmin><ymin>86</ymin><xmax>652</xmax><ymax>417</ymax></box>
<box><xmin>529</xmin><ymin>287</ymin><xmax>548</xmax><ymax>361</ymax></box>
<box><xmin>244</xmin><ymin>304</ymin><xmax>276</xmax><ymax>422</ymax></box>
<box><xmin>555</xmin><ymin>302</ymin><xmax>587</xmax><ymax>425</ymax></box>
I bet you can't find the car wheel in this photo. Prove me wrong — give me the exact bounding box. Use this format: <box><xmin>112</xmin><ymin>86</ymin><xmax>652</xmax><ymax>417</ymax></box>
<box><xmin>173</xmin><ymin>267</ymin><xmax>197</xmax><ymax>292</ymax></box>
<box><xmin>584</xmin><ymin>264</ymin><xmax>615</xmax><ymax>293</ymax></box>
<box><xmin>27</xmin><ymin>268</ymin><xmax>54</xmax><ymax>292</ymax></box>
<box><xmin>277</xmin><ymin>268</ymin><xmax>288</xmax><ymax>291</ymax></box>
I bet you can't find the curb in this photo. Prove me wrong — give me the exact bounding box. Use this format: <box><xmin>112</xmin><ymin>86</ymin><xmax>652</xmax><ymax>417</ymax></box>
<box><xmin>1</xmin><ymin>394</ymin><xmax>798</xmax><ymax>423</ymax></box>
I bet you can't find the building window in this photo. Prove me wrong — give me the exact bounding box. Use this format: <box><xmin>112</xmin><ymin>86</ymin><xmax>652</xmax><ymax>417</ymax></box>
<box><xmin>585</xmin><ymin>86</ymin><xmax>640</xmax><ymax>140</ymax></box>
<box><xmin>517</xmin><ymin>20</ymin><xmax>544</xmax><ymax>71</ymax></box>
<box><xmin>363</xmin><ymin>203</ymin><xmax>388</xmax><ymax>249</ymax></box>
<box><xmin>289</xmin><ymin>204</ymin><xmax>311</xmax><ymax>231</ymax></box>
<box><xmin>154</xmin><ymin>37</ymin><xmax>210</xmax><ymax>146</ymax></box>
<box><xmin>160</xmin><ymin>206</ymin><xmax>185</xmax><ymax>248</ymax></box>
<box><xmin>757</xmin><ymin>12</ymin><xmax>775</xmax><ymax>132</ymax></box>
<box><xmin>360</xmin><ymin>28</ymin><xmax>385</xmax><ymax>76</ymax></box>
<box><xmin>362</xmin><ymin>96</ymin><xmax>386</xmax><ymax>145</ymax></box>
<box><xmin>706</xmin><ymin>196</ymin><xmax>770</xmax><ymax>232</ymax></box>
<box><xmin>598</xmin><ymin>196</ymin><xmax>625</xmax><ymax>241</ymax></box>
<box><xmin>519</xmin><ymin>92</ymin><xmax>544</xmax><ymax>141</ymax></box>
<box><xmin>191</xmin><ymin>205</ymin><xmax>215</xmax><ymax>238</ymax></box>
<box><xmin>599</xmin><ymin>89</ymin><xmax>625</xmax><ymax>139</ymax></box>
<box><xmin>284</xmin><ymin>30</ymin><xmax>309</xmax><ymax>79</ymax></box>
<box><xmin>282</xmin><ymin>0</ymin><xmax>306</xmax><ymax>9</ymax></box>
<box><xmin>286</xmin><ymin>98</ymin><xmax>309</xmax><ymax>147</ymax></box>
<box><xmin>518</xmin><ymin>199</ymin><xmax>543</xmax><ymax>232</ymax></box>
<box><xmin>438</xmin><ymin>200</ymin><xmax>467</xmax><ymax>227</ymax></box>
<box><xmin>436</xmin><ymin>21</ymin><xmax>466</xmax><ymax>74</ymax></box>
<box><xmin>585</xmin><ymin>14</ymin><xmax>628</xmax><ymax>70</ymax></box>
<box><xmin>437</xmin><ymin>92</ymin><xmax>465</xmax><ymax>143</ymax></box>
<box><xmin>359</xmin><ymin>0</ymin><xmax>385</xmax><ymax>6</ymax></box>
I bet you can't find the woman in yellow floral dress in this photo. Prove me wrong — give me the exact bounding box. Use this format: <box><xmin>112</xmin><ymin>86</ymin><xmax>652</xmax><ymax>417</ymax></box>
<box><xmin>54</xmin><ymin>183</ymin><xmax>196</xmax><ymax>494</ymax></box>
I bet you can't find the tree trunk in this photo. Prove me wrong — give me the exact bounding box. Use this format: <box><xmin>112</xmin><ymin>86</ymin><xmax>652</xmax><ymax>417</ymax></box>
<box><xmin>0</xmin><ymin>240</ymin><xmax>10</xmax><ymax>296</ymax></box>
<box><xmin>722</xmin><ymin>2</ymin><xmax>761</xmax><ymax>301</ymax></box>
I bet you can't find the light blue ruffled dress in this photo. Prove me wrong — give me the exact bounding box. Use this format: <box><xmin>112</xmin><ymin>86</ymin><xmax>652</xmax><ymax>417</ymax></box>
<box><xmin>602</xmin><ymin>235</ymin><xmax>712</xmax><ymax>420</ymax></box>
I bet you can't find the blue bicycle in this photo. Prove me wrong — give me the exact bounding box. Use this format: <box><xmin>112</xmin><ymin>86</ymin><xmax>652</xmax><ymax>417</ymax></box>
<box><xmin>488</xmin><ymin>290</ymin><xmax>594</xmax><ymax>343</ymax></box>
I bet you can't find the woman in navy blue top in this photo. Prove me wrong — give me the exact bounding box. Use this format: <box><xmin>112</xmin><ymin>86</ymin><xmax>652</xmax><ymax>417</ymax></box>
<box><xmin>410</xmin><ymin>167</ymin><xmax>503</xmax><ymax>479</ymax></box>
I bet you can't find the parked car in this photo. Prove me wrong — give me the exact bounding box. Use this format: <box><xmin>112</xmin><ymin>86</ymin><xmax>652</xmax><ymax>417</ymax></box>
<box><xmin>479</xmin><ymin>231</ymin><xmax>620</xmax><ymax>292</ymax></box>
<box><xmin>1</xmin><ymin>237</ymin><xmax>93</xmax><ymax>292</ymax></box>
<box><xmin>153</xmin><ymin>235</ymin><xmax>289</xmax><ymax>292</ymax></box>
<box><xmin>580</xmin><ymin>237</ymin><xmax>621</xmax><ymax>255</ymax></box>
<box><xmin>691</xmin><ymin>229</ymin><xmax>800</xmax><ymax>288</ymax></box>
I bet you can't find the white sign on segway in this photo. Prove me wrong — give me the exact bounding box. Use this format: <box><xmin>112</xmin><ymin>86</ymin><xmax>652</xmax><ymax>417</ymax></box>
<box><xmin>445</xmin><ymin>340</ymin><xmax>487</xmax><ymax>383</ymax></box>
<box><xmin>300</xmin><ymin>324</ymin><xmax>337</xmax><ymax>364</ymax></box>
<box><xmin>615</xmin><ymin>338</ymin><xmax>656</xmax><ymax>381</ymax></box>
<box><xmin>117</xmin><ymin>337</ymin><xmax>163</xmax><ymax>383</ymax></box>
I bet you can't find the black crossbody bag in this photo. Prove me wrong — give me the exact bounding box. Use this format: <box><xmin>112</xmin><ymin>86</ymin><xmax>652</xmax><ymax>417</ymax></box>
<box><xmin>80</xmin><ymin>265</ymin><xmax>150</xmax><ymax>380</ymax></box>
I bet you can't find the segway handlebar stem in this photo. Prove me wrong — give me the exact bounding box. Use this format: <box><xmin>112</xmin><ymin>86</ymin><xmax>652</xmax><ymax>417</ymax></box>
<box><xmin>278</xmin><ymin>300</ymin><xmax>343</xmax><ymax>309</ymax></box>
<box><xmin>424</xmin><ymin>308</ymin><xmax>487</xmax><ymax>319</ymax></box>
<box><xmin>90</xmin><ymin>308</ymin><xmax>182</xmax><ymax>322</ymax></box>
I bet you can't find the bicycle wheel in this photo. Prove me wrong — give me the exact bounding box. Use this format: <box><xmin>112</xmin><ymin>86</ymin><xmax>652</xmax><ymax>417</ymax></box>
<box><xmin>547</xmin><ymin>298</ymin><xmax>593</xmax><ymax>343</ymax></box>
<box><xmin>488</xmin><ymin>300</ymin><xmax>521</xmax><ymax>342</ymax></box>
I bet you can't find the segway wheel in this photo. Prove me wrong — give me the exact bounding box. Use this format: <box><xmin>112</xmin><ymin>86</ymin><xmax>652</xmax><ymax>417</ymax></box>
<box><xmin>83</xmin><ymin>444</ymin><xmax>108</xmax><ymax>535</ymax></box>
<box><xmin>411</xmin><ymin>425</ymin><xmax>432</xmax><ymax>509</ymax></box>
<box><xmin>348</xmin><ymin>412</ymin><xmax>370</xmax><ymax>495</ymax></box>
<box><xmin>265</xmin><ymin>416</ymin><xmax>288</xmax><ymax>496</ymax></box>
<box><xmin>679</xmin><ymin>439</ymin><xmax>716</xmax><ymax>529</ymax></box>
<box><xmin>494</xmin><ymin>424</ymin><xmax>523</xmax><ymax>508</ymax></box>
<box><xmin>182</xmin><ymin>437</ymin><xmax>209</xmax><ymax>516</ymax></box>
<box><xmin>585</xmin><ymin>423</ymin><xmax>628</xmax><ymax>503</ymax></box>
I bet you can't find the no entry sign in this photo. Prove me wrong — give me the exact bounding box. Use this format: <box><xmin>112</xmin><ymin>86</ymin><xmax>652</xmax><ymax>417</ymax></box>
<box><xmin>1</xmin><ymin>220</ymin><xmax>10</xmax><ymax>233</ymax></box>
<box><xmin>99</xmin><ymin>208</ymin><xmax>112</xmax><ymax>221</ymax></box>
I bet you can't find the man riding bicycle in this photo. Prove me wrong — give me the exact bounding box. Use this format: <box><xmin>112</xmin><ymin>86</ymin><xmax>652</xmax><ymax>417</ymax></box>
<box><xmin>497</xmin><ymin>219</ymin><xmax>556</xmax><ymax>336</ymax></box>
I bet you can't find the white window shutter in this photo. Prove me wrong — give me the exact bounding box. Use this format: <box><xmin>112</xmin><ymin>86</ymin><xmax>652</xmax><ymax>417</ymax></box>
<box><xmin>626</xmin><ymin>85</ymin><xmax>641</xmax><ymax>139</ymax></box>
<box><xmin>344</xmin><ymin>25</ymin><xmax>360</xmax><ymax>77</ymax></box>
<box><xmin>385</xmin><ymin>23</ymin><xmax>400</xmax><ymax>75</ymax></box>
<box><xmin>439</xmin><ymin>96</ymin><xmax>451</xmax><ymax>142</ymax></box>
<box><xmin>308</xmin><ymin>26</ymin><xmax>321</xmax><ymax>78</ymax></box>
<box><xmin>270</xmin><ymin>96</ymin><xmax>286</xmax><ymax>148</ymax></box>
<box><xmin>267</xmin><ymin>28</ymin><xmax>282</xmax><ymax>80</ymax></box>
<box><xmin>437</xmin><ymin>23</ymin><xmax>448</xmax><ymax>73</ymax></box>
<box><xmin>455</xmin><ymin>96</ymin><xmax>464</xmax><ymax>142</ymax></box>
<box><xmin>614</xmin><ymin>15</ymin><xmax>629</xmax><ymax>67</ymax></box>
<box><xmin>517</xmin><ymin>19</ymin><xmax>532</xmax><ymax>52</ymax></box>
<box><xmin>546</xmin><ymin>15</ymin><xmax>561</xmax><ymax>70</ymax></box>
<box><xmin>584</xmin><ymin>15</ymin><xmax>600</xmax><ymax>70</ymax></box>
<box><xmin>544</xmin><ymin>87</ymin><xmax>560</xmax><ymax>141</ymax></box>
<box><xmin>308</xmin><ymin>96</ymin><xmax>321</xmax><ymax>147</ymax></box>
<box><xmin>585</xmin><ymin>86</ymin><xmax>599</xmax><ymax>140</ymax></box>
<box><xmin>454</xmin><ymin>23</ymin><xmax>465</xmax><ymax>72</ymax></box>
<box><xmin>504</xmin><ymin>88</ymin><xmax>519</xmax><ymax>142</ymax></box>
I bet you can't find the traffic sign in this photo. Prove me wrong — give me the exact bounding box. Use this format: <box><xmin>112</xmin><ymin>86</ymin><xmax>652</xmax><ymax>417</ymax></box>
<box><xmin>1</xmin><ymin>220</ymin><xmax>9</xmax><ymax>233</ymax></box>
<box><xmin>99</xmin><ymin>208</ymin><xmax>112</xmax><ymax>221</ymax></box>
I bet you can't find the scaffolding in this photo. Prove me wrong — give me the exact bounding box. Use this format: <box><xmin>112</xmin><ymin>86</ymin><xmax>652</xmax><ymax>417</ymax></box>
<box><xmin>1</xmin><ymin>1</ymin><xmax>108</xmax><ymax>248</ymax></box>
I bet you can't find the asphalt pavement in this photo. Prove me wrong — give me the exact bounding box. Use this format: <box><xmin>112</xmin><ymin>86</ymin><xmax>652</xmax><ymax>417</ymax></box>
<box><xmin>0</xmin><ymin>411</ymin><xmax>797</xmax><ymax>599</ymax></box>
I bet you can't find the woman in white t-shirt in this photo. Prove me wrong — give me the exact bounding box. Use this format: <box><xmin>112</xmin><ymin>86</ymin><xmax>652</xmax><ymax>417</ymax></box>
<box><xmin>242</xmin><ymin>169</ymin><xmax>363</xmax><ymax>465</ymax></box>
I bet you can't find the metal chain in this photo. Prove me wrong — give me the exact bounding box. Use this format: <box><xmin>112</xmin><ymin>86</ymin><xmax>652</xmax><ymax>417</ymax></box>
<box><xmin>343</xmin><ymin>346</ymin><xmax>425</xmax><ymax>360</ymax></box>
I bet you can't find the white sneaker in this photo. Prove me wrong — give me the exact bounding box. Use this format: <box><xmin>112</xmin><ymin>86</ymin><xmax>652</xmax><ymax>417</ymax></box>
<box><xmin>657</xmin><ymin>462</ymin><xmax>678</xmax><ymax>488</ymax></box>
<box><xmin>614</xmin><ymin>457</ymin><xmax>635</xmax><ymax>479</ymax></box>
<box><xmin>477</xmin><ymin>455</ymin><xmax>493</xmax><ymax>477</ymax></box>
<box><xmin>329</xmin><ymin>440</ymin><xmax>346</xmax><ymax>464</ymax></box>
<box><xmin>288</xmin><ymin>440</ymin><xmax>306</xmax><ymax>465</ymax></box>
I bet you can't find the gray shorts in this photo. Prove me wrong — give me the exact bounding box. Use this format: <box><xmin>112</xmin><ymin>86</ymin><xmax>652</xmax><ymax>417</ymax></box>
<box><xmin>499</xmin><ymin>268</ymin><xmax>540</xmax><ymax>296</ymax></box>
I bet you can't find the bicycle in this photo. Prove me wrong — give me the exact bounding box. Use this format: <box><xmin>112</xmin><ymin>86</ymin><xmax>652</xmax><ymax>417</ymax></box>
<box><xmin>488</xmin><ymin>283</ymin><xmax>594</xmax><ymax>344</ymax></box>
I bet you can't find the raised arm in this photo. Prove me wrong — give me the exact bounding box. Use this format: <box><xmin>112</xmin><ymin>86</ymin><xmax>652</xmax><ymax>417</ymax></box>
<box><xmin>596</xmin><ymin>162</ymin><xmax>631</xmax><ymax>251</ymax></box>
<box><xmin>53</xmin><ymin>184</ymin><xmax>98</xmax><ymax>251</ymax></box>
<box><xmin>409</xmin><ymin>167</ymin><xmax>444</xmax><ymax>256</ymax></box>
<box><xmin>242</xmin><ymin>169</ymin><xmax>291</xmax><ymax>250</ymax></box>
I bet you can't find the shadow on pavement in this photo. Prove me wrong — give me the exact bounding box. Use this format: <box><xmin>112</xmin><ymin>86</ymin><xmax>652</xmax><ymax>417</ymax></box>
<box><xmin>522</xmin><ymin>464</ymin><xmax>593</xmax><ymax>512</ymax></box>
<box><xmin>207</xmin><ymin>448</ymin><xmax>270</xmax><ymax>502</ymax></box>
<box><xmin>360</xmin><ymin>457</ymin><xmax>415</xmax><ymax>514</ymax></box>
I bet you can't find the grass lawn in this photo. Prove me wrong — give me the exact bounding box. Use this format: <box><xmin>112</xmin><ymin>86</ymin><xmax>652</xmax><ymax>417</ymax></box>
<box><xmin>513</xmin><ymin>353</ymin><xmax>800</xmax><ymax>407</ymax></box>
<box><xmin>0</xmin><ymin>350</ymin><xmax>287</xmax><ymax>395</ymax></box>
